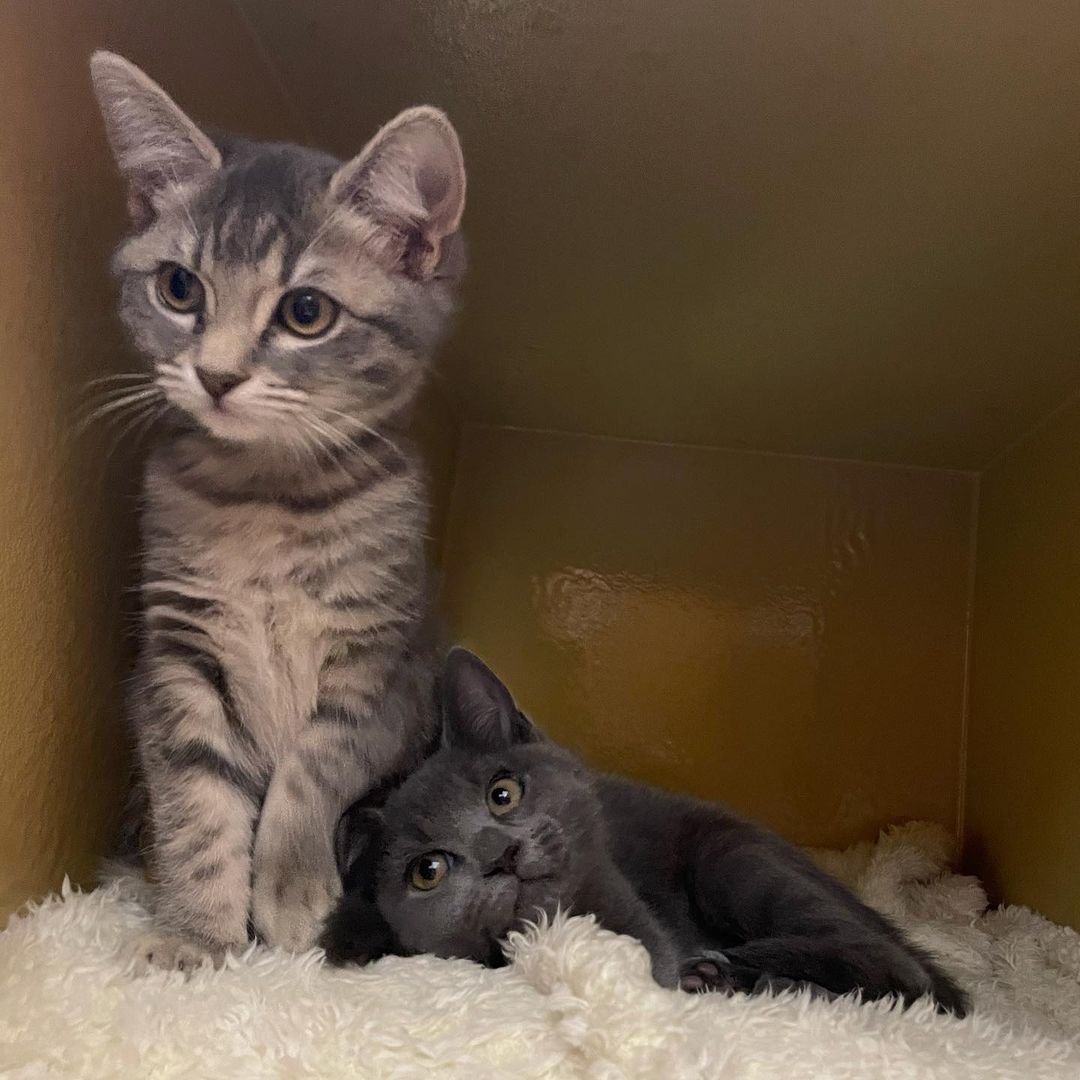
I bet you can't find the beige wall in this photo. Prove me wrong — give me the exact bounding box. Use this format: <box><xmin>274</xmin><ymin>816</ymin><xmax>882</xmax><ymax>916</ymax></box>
<box><xmin>0</xmin><ymin>0</ymin><xmax>299</xmax><ymax>918</ymax></box>
<box><xmin>441</xmin><ymin>426</ymin><xmax>976</xmax><ymax>848</ymax></box>
<box><xmin>3</xmin><ymin>0</ymin><xmax>1077</xmax><ymax>933</ymax></box>
<box><xmin>965</xmin><ymin>398</ymin><xmax>1080</xmax><ymax>928</ymax></box>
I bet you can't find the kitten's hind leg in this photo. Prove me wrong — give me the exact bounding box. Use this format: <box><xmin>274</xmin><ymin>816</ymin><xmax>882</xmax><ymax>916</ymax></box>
<box><xmin>687</xmin><ymin>822</ymin><xmax>969</xmax><ymax>1015</ymax></box>
<box><xmin>679</xmin><ymin>951</ymin><xmax>838</xmax><ymax>1002</ymax></box>
<box><xmin>709</xmin><ymin>933</ymin><xmax>950</xmax><ymax>1010</ymax></box>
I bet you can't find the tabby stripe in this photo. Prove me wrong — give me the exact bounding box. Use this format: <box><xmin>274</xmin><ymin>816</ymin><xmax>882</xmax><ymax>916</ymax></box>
<box><xmin>150</xmin><ymin>634</ymin><xmax>255</xmax><ymax>750</ymax></box>
<box><xmin>160</xmin><ymin>739</ymin><xmax>264</xmax><ymax>801</ymax></box>
<box><xmin>299</xmin><ymin>749</ymin><xmax>348</xmax><ymax>802</ymax></box>
<box><xmin>147</xmin><ymin>613</ymin><xmax>207</xmax><ymax>635</ymax></box>
<box><xmin>169</xmin><ymin>825</ymin><xmax>226</xmax><ymax>865</ymax></box>
<box><xmin>191</xmin><ymin>860</ymin><xmax>225</xmax><ymax>882</ymax></box>
<box><xmin>143</xmin><ymin>588</ymin><xmax>219</xmax><ymax>616</ymax></box>
<box><xmin>313</xmin><ymin>694</ymin><xmax>377</xmax><ymax>727</ymax></box>
<box><xmin>323</xmin><ymin>638</ymin><xmax>373</xmax><ymax>667</ymax></box>
<box><xmin>169</xmin><ymin>458</ymin><xmax>403</xmax><ymax>513</ymax></box>
<box><xmin>353</xmin><ymin>313</ymin><xmax>420</xmax><ymax>353</ymax></box>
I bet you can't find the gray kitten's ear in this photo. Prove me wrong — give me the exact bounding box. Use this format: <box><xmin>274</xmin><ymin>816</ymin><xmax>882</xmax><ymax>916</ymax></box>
<box><xmin>334</xmin><ymin>805</ymin><xmax>384</xmax><ymax>885</ymax></box>
<box><xmin>329</xmin><ymin>106</ymin><xmax>465</xmax><ymax>280</ymax></box>
<box><xmin>441</xmin><ymin>648</ymin><xmax>541</xmax><ymax>752</ymax></box>
<box><xmin>89</xmin><ymin>50</ymin><xmax>220</xmax><ymax>228</ymax></box>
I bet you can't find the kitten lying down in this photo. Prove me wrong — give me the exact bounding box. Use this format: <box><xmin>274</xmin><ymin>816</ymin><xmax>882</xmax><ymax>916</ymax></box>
<box><xmin>322</xmin><ymin>651</ymin><xmax>968</xmax><ymax>1015</ymax></box>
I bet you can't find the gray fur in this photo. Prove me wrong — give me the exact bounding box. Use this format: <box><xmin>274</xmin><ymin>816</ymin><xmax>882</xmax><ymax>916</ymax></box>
<box><xmin>324</xmin><ymin>651</ymin><xmax>969</xmax><ymax>1015</ymax></box>
<box><xmin>89</xmin><ymin>50</ymin><xmax>464</xmax><ymax>969</ymax></box>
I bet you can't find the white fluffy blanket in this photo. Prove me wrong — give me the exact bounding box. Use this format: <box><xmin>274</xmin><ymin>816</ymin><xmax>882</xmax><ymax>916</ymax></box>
<box><xmin>1</xmin><ymin>822</ymin><xmax>1078</xmax><ymax>1079</ymax></box>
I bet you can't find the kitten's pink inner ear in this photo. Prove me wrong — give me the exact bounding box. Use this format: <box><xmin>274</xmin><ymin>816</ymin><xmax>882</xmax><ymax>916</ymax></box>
<box><xmin>417</xmin><ymin>165</ymin><xmax>451</xmax><ymax>214</ymax></box>
<box><xmin>331</xmin><ymin>106</ymin><xmax>465</xmax><ymax>279</ymax></box>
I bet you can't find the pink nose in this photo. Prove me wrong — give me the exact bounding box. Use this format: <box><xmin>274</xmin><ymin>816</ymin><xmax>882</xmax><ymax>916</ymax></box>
<box><xmin>195</xmin><ymin>367</ymin><xmax>249</xmax><ymax>402</ymax></box>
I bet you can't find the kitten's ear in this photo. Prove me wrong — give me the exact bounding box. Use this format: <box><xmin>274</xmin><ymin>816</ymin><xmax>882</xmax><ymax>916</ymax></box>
<box><xmin>89</xmin><ymin>50</ymin><xmax>220</xmax><ymax>228</ymax></box>
<box><xmin>441</xmin><ymin>649</ymin><xmax>541</xmax><ymax>752</ymax></box>
<box><xmin>334</xmin><ymin>805</ymin><xmax>384</xmax><ymax>889</ymax></box>
<box><xmin>329</xmin><ymin>106</ymin><xmax>465</xmax><ymax>280</ymax></box>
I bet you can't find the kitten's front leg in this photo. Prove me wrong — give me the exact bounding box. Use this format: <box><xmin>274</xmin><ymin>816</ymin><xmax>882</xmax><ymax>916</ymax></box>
<box><xmin>581</xmin><ymin>868</ymin><xmax>682</xmax><ymax>989</ymax></box>
<box><xmin>134</xmin><ymin>655</ymin><xmax>266</xmax><ymax>972</ymax></box>
<box><xmin>251</xmin><ymin>676</ymin><xmax>407</xmax><ymax>952</ymax></box>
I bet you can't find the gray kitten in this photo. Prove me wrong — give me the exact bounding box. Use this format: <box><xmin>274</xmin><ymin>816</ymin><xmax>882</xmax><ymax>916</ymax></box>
<box><xmin>89</xmin><ymin>51</ymin><xmax>465</xmax><ymax>970</ymax></box>
<box><xmin>324</xmin><ymin>651</ymin><xmax>969</xmax><ymax>1016</ymax></box>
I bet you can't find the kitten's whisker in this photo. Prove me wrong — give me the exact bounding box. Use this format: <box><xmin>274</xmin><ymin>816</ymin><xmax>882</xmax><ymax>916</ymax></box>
<box><xmin>314</xmin><ymin>406</ymin><xmax>402</xmax><ymax>459</ymax></box>
<box><xmin>83</xmin><ymin>372</ymin><xmax>152</xmax><ymax>391</ymax></box>
<box><xmin>103</xmin><ymin>400</ymin><xmax>165</xmax><ymax>461</ymax></box>
<box><xmin>75</xmin><ymin>388</ymin><xmax>162</xmax><ymax>435</ymax></box>
<box><xmin>297</xmin><ymin>416</ymin><xmax>364</xmax><ymax>475</ymax></box>
<box><xmin>79</xmin><ymin>382</ymin><xmax>158</xmax><ymax>409</ymax></box>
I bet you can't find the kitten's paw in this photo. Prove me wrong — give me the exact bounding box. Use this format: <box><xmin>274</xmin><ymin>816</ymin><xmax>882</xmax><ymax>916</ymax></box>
<box><xmin>130</xmin><ymin>930</ymin><xmax>227</xmax><ymax>976</ymax></box>
<box><xmin>679</xmin><ymin>951</ymin><xmax>739</xmax><ymax>994</ymax></box>
<box><xmin>252</xmin><ymin>865</ymin><xmax>342</xmax><ymax>953</ymax></box>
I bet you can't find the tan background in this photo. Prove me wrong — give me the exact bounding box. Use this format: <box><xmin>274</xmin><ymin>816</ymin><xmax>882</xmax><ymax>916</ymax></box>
<box><xmin>441</xmin><ymin>427</ymin><xmax>975</xmax><ymax>848</ymax></box>
<box><xmin>1</xmin><ymin>1</ymin><xmax>1077</xmax><ymax>926</ymax></box>
<box><xmin>966</xmin><ymin>398</ymin><xmax>1080</xmax><ymax>930</ymax></box>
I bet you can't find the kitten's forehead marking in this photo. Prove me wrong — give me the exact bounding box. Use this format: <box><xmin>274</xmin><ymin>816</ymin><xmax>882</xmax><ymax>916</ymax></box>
<box><xmin>200</xmin><ymin>144</ymin><xmax>333</xmax><ymax>279</ymax></box>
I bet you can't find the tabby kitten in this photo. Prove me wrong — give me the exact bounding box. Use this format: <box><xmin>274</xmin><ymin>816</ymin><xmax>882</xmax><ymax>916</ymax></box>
<box><xmin>324</xmin><ymin>651</ymin><xmax>968</xmax><ymax>1016</ymax></box>
<box><xmin>89</xmin><ymin>51</ymin><xmax>465</xmax><ymax>970</ymax></box>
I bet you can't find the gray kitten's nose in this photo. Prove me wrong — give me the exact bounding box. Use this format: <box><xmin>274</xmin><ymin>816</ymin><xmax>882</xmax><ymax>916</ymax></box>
<box><xmin>476</xmin><ymin>828</ymin><xmax>520</xmax><ymax>875</ymax></box>
<box><xmin>195</xmin><ymin>367</ymin><xmax>249</xmax><ymax>402</ymax></box>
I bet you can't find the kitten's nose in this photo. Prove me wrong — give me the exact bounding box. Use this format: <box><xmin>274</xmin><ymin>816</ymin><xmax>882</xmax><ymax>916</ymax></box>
<box><xmin>477</xmin><ymin>828</ymin><xmax>520</xmax><ymax>875</ymax></box>
<box><xmin>195</xmin><ymin>366</ymin><xmax>249</xmax><ymax>402</ymax></box>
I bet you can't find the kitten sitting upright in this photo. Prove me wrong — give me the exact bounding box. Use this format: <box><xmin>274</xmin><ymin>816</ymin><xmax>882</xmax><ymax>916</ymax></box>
<box><xmin>322</xmin><ymin>651</ymin><xmax>968</xmax><ymax>1015</ymax></box>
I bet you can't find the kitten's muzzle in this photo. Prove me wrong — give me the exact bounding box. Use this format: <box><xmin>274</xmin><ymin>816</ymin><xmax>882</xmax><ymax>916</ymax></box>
<box><xmin>476</xmin><ymin>828</ymin><xmax>521</xmax><ymax>876</ymax></box>
<box><xmin>195</xmin><ymin>366</ymin><xmax>250</xmax><ymax>403</ymax></box>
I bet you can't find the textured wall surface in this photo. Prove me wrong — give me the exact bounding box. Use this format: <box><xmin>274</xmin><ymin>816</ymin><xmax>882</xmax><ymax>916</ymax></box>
<box><xmin>966</xmin><ymin>398</ymin><xmax>1080</xmax><ymax>929</ymax></box>
<box><xmin>441</xmin><ymin>426</ymin><xmax>976</xmax><ymax>848</ymax></box>
<box><xmin>0</xmin><ymin>0</ymin><xmax>301</xmax><ymax>919</ymax></box>
<box><xmin>242</xmin><ymin>0</ymin><xmax>1080</xmax><ymax>468</ymax></box>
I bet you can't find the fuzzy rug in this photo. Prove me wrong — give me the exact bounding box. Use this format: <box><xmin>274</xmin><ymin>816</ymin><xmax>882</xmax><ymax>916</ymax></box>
<box><xmin>1</xmin><ymin>822</ymin><xmax>1078</xmax><ymax>1079</ymax></box>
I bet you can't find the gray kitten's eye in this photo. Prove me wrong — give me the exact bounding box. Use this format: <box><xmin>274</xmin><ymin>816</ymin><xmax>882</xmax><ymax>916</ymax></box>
<box><xmin>155</xmin><ymin>262</ymin><xmax>204</xmax><ymax>314</ymax></box>
<box><xmin>486</xmin><ymin>776</ymin><xmax>524</xmax><ymax>817</ymax></box>
<box><xmin>409</xmin><ymin>852</ymin><xmax>449</xmax><ymax>891</ymax></box>
<box><xmin>277</xmin><ymin>288</ymin><xmax>339</xmax><ymax>338</ymax></box>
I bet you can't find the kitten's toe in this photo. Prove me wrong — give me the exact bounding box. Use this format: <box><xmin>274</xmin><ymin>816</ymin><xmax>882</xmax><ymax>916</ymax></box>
<box><xmin>129</xmin><ymin>929</ymin><xmax>226</xmax><ymax>976</ymax></box>
<box><xmin>253</xmin><ymin>867</ymin><xmax>342</xmax><ymax>952</ymax></box>
<box><xmin>679</xmin><ymin>951</ymin><xmax>738</xmax><ymax>994</ymax></box>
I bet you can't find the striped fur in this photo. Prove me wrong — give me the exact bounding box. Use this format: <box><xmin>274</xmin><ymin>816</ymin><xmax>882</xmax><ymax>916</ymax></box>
<box><xmin>90</xmin><ymin>52</ymin><xmax>465</xmax><ymax>969</ymax></box>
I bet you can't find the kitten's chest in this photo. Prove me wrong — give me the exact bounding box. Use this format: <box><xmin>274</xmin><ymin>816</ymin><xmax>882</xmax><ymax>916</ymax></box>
<box><xmin>147</xmin><ymin>503</ymin><xmax>339</xmax><ymax>741</ymax></box>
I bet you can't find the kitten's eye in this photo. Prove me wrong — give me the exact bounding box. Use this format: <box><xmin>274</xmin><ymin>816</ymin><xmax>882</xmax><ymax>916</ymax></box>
<box><xmin>409</xmin><ymin>852</ymin><xmax>449</xmax><ymax>891</ymax></box>
<box><xmin>277</xmin><ymin>288</ymin><xmax>339</xmax><ymax>338</ymax></box>
<box><xmin>486</xmin><ymin>777</ymin><xmax>524</xmax><ymax>817</ymax></box>
<box><xmin>155</xmin><ymin>263</ymin><xmax>204</xmax><ymax>314</ymax></box>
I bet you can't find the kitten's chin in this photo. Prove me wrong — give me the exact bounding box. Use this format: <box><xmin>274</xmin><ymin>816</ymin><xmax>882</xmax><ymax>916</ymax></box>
<box><xmin>191</xmin><ymin>409</ymin><xmax>275</xmax><ymax>447</ymax></box>
<box><xmin>512</xmin><ymin>880</ymin><xmax>560</xmax><ymax>928</ymax></box>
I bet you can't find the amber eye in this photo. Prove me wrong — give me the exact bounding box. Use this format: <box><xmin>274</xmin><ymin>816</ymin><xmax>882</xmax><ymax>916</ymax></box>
<box><xmin>155</xmin><ymin>263</ymin><xmax>204</xmax><ymax>313</ymax></box>
<box><xmin>409</xmin><ymin>852</ymin><xmax>449</xmax><ymax>891</ymax></box>
<box><xmin>486</xmin><ymin>776</ymin><xmax>524</xmax><ymax>817</ymax></box>
<box><xmin>277</xmin><ymin>288</ymin><xmax>339</xmax><ymax>338</ymax></box>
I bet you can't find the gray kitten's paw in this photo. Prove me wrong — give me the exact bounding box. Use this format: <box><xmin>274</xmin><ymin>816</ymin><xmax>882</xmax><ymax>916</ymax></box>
<box><xmin>679</xmin><ymin>951</ymin><xmax>739</xmax><ymax>994</ymax></box>
<box><xmin>252</xmin><ymin>865</ymin><xmax>342</xmax><ymax>953</ymax></box>
<box><xmin>130</xmin><ymin>930</ymin><xmax>226</xmax><ymax>976</ymax></box>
